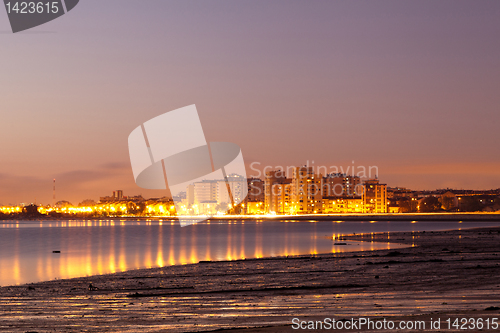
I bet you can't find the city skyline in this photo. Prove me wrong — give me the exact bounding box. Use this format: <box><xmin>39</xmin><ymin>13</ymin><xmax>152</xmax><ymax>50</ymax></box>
<box><xmin>3</xmin><ymin>159</ymin><xmax>500</xmax><ymax>206</ymax></box>
<box><xmin>2</xmin><ymin>1</ymin><xmax>500</xmax><ymax>204</ymax></box>
<box><xmin>4</xmin><ymin>166</ymin><xmax>500</xmax><ymax>217</ymax></box>
<box><xmin>3</xmin><ymin>167</ymin><xmax>499</xmax><ymax>210</ymax></box>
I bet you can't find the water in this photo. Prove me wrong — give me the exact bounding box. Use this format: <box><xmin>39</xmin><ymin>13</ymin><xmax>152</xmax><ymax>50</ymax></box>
<box><xmin>0</xmin><ymin>219</ymin><xmax>499</xmax><ymax>286</ymax></box>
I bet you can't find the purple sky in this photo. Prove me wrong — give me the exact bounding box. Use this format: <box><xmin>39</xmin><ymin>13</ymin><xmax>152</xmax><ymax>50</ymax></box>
<box><xmin>1</xmin><ymin>0</ymin><xmax>500</xmax><ymax>205</ymax></box>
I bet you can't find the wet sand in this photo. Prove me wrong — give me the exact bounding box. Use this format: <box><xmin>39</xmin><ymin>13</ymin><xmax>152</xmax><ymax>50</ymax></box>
<box><xmin>1</xmin><ymin>226</ymin><xmax>500</xmax><ymax>332</ymax></box>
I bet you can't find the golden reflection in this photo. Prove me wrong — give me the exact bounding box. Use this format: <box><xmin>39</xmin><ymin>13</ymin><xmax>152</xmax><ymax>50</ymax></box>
<box><xmin>13</xmin><ymin>230</ymin><xmax>20</xmax><ymax>284</ymax></box>
<box><xmin>97</xmin><ymin>227</ymin><xmax>104</xmax><ymax>275</ymax></box>
<box><xmin>109</xmin><ymin>225</ymin><xmax>116</xmax><ymax>274</ymax></box>
<box><xmin>205</xmin><ymin>223</ymin><xmax>211</xmax><ymax>261</ymax></box>
<box><xmin>227</xmin><ymin>223</ymin><xmax>233</xmax><ymax>261</ymax></box>
<box><xmin>145</xmin><ymin>226</ymin><xmax>153</xmax><ymax>268</ymax></box>
<box><xmin>0</xmin><ymin>220</ymin><xmax>416</xmax><ymax>286</ymax></box>
<box><xmin>156</xmin><ymin>224</ymin><xmax>164</xmax><ymax>267</ymax></box>
<box><xmin>169</xmin><ymin>225</ymin><xmax>175</xmax><ymax>266</ymax></box>
<box><xmin>37</xmin><ymin>246</ymin><xmax>45</xmax><ymax>282</ymax></box>
<box><xmin>134</xmin><ymin>240</ymin><xmax>140</xmax><ymax>269</ymax></box>
<box><xmin>179</xmin><ymin>227</ymin><xmax>187</xmax><ymax>264</ymax></box>
<box><xmin>284</xmin><ymin>223</ymin><xmax>289</xmax><ymax>257</ymax></box>
<box><xmin>311</xmin><ymin>223</ymin><xmax>318</xmax><ymax>255</ymax></box>
<box><xmin>291</xmin><ymin>227</ymin><xmax>299</xmax><ymax>256</ymax></box>
<box><xmin>86</xmin><ymin>230</ymin><xmax>92</xmax><ymax>276</ymax></box>
<box><xmin>240</xmin><ymin>222</ymin><xmax>245</xmax><ymax>259</ymax></box>
<box><xmin>190</xmin><ymin>226</ymin><xmax>197</xmax><ymax>264</ymax></box>
<box><xmin>119</xmin><ymin>226</ymin><xmax>127</xmax><ymax>272</ymax></box>
<box><xmin>254</xmin><ymin>223</ymin><xmax>263</xmax><ymax>259</ymax></box>
<box><xmin>62</xmin><ymin>231</ymin><xmax>70</xmax><ymax>278</ymax></box>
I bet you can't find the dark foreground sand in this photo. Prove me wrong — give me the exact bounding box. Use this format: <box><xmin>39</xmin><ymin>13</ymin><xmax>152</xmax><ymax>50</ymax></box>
<box><xmin>1</xmin><ymin>227</ymin><xmax>500</xmax><ymax>332</ymax></box>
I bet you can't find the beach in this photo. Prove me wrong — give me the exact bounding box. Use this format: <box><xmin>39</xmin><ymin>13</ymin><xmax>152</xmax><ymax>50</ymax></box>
<box><xmin>1</xmin><ymin>226</ymin><xmax>500</xmax><ymax>332</ymax></box>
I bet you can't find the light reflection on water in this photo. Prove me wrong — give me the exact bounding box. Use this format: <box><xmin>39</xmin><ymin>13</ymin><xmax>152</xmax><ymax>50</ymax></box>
<box><xmin>0</xmin><ymin>219</ymin><xmax>499</xmax><ymax>286</ymax></box>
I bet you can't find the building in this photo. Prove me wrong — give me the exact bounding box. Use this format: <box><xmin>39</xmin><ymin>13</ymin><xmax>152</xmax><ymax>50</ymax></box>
<box><xmin>322</xmin><ymin>173</ymin><xmax>362</xmax><ymax>197</ymax></box>
<box><xmin>362</xmin><ymin>179</ymin><xmax>388</xmax><ymax>213</ymax></box>
<box><xmin>198</xmin><ymin>200</ymin><xmax>217</xmax><ymax>215</ymax></box>
<box><xmin>271</xmin><ymin>183</ymin><xmax>292</xmax><ymax>214</ymax></box>
<box><xmin>113</xmin><ymin>190</ymin><xmax>123</xmax><ymax>200</ymax></box>
<box><xmin>247</xmin><ymin>178</ymin><xmax>264</xmax><ymax>202</ymax></box>
<box><xmin>344</xmin><ymin>175</ymin><xmax>362</xmax><ymax>196</ymax></box>
<box><xmin>194</xmin><ymin>180</ymin><xmax>217</xmax><ymax>204</ymax></box>
<box><xmin>440</xmin><ymin>191</ymin><xmax>458</xmax><ymax>211</ymax></box>
<box><xmin>215</xmin><ymin>174</ymin><xmax>247</xmax><ymax>205</ymax></box>
<box><xmin>322</xmin><ymin>173</ymin><xmax>344</xmax><ymax>197</ymax></box>
<box><xmin>246</xmin><ymin>201</ymin><xmax>264</xmax><ymax>214</ymax></box>
<box><xmin>322</xmin><ymin>196</ymin><xmax>363</xmax><ymax>213</ymax></box>
<box><xmin>226</xmin><ymin>174</ymin><xmax>247</xmax><ymax>204</ymax></box>
<box><xmin>290</xmin><ymin>166</ymin><xmax>322</xmax><ymax>214</ymax></box>
<box><xmin>186</xmin><ymin>185</ymin><xmax>195</xmax><ymax>206</ymax></box>
<box><xmin>100</xmin><ymin>190</ymin><xmax>124</xmax><ymax>203</ymax></box>
<box><xmin>264</xmin><ymin>170</ymin><xmax>289</xmax><ymax>213</ymax></box>
<box><xmin>127</xmin><ymin>195</ymin><xmax>144</xmax><ymax>202</ymax></box>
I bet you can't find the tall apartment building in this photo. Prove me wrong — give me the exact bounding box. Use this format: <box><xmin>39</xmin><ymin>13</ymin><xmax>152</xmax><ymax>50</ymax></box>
<box><xmin>362</xmin><ymin>179</ymin><xmax>388</xmax><ymax>213</ymax></box>
<box><xmin>322</xmin><ymin>174</ymin><xmax>343</xmax><ymax>197</ymax></box>
<box><xmin>290</xmin><ymin>166</ymin><xmax>322</xmax><ymax>214</ymax></box>
<box><xmin>264</xmin><ymin>170</ymin><xmax>289</xmax><ymax>213</ymax></box>
<box><xmin>113</xmin><ymin>190</ymin><xmax>123</xmax><ymax>200</ymax></box>
<box><xmin>186</xmin><ymin>184</ymin><xmax>195</xmax><ymax>206</ymax></box>
<box><xmin>194</xmin><ymin>180</ymin><xmax>218</xmax><ymax>204</ymax></box>
<box><xmin>217</xmin><ymin>174</ymin><xmax>247</xmax><ymax>205</ymax></box>
<box><xmin>322</xmin><ymin>173</ymin><xmax>361</xmax><ymax>197</ymax></box>
<box><xmin>271</xmin><ymin>183</ymin><xmax>291</xmax><ymax>214</ymax></box>
<box><xmin>247</xmin><ymin>178</ymin><xmax>264</xmax><ymax>202</ymax></box>
<box><xmin>344</xmin><ymin>175</ymin><xmax>362</xmax><ymax>196</ymax></box>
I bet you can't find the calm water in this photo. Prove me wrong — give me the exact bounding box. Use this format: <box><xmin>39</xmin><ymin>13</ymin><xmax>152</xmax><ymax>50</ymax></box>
<box><xmin>0</xmin><ymin>219</ymin><xmax>499</xmax><ymax>286</ymax></box>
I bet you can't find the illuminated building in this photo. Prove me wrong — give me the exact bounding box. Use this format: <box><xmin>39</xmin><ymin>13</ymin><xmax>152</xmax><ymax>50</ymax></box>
<box><xmin>186</xmin><ymin>185</ymin><xmax>195</xmax><ymax>206</ymax></box>
<box><xmin>194</xmin><ymin>180</ymin><xmax>217</xmax><ymax>204</ymax></box>
<box><xmin>271</xmin><ymin>183</ymin><xmax>291</xmax><ymax>214</ymax></box>
<box><xmin>198</xmin><ymin>200</ymin><xmax>217</xmax><ymax>215</ymax></box>
<box><xmin>247</xmin><ymin>178</ymin><xmax>264</xmax><ymax>202</ymax></box>
<box><xmin>290</xmin><ymin>166</ymin><xmax>322</xmax><ymax>214</ymax></box>
<box><xmin>246</xmin><ymin>201</ymin><xmax>264</xmax><ymax>214</ymax></box>
<box><xmin>322</xmin><ymin>173</ymin><xmax>361</xmax><ymax>197</ymax></box>
<box><xmin>264</xmin><ymin>170</ymin><xmax>289</xmax><ymax>213</ymax></box>
<box><xmin>217</xmin><ymin>174</ymin><xmax>247</xmax><ymax>204</ymax></box>
<box><xmin>114</xmin><ymin>190</ymin><xmax>123</xmax><ymax>200</ymax></box>
<box><xmin>322</xmin><ymin>196</ymin><xmax>363</xmax><ymax>213</ymax></box>
<box><xmin>101</xmin><ymin>190</ymin><xmax>124</xmax><ymax>203</ymax></box>
<box><xmin>362</xmin><ymin>179</ymin><xmax>388</xmax><ymax>213</ymax></box>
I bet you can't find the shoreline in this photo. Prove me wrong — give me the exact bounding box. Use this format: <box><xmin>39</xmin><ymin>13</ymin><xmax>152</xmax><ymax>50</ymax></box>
<box><xmin>2</xmin><ymin>212</ymin><xmax>500</xmax><ymax>222</ymax></box>
<box><xmin>1</xmin><ymin>226</ymin><xmax>500</xmax><ymax>332</ymax></box>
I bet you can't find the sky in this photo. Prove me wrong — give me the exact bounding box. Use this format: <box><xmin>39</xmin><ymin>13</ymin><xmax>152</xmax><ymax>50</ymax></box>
<box><xmin>1</xmin><ymin>0</ymin><xmax>500</xmax><ymax>205</ymax></box>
